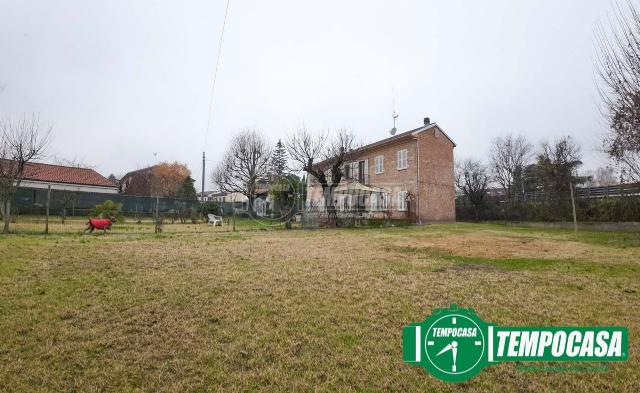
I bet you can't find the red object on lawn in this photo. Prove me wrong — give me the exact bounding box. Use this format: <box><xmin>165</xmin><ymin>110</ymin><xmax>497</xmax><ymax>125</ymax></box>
<box><xmin>85</xmin><ymin>218</ymin><xmax>114</xmax><ymax>233</ymax></box>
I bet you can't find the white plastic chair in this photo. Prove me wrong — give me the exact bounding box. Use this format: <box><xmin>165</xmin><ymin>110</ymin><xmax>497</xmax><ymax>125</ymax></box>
<box><xmin>207</xmin><ymin>214</ymin><xmax>222</xmax><ymax>226</ymax></box>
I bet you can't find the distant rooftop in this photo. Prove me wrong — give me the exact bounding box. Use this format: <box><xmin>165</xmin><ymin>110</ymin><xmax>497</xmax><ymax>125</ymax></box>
<box><xmin>2</xmin><ymin>160</ymin><xmax>117</xmax><ymax>188</ymax></box>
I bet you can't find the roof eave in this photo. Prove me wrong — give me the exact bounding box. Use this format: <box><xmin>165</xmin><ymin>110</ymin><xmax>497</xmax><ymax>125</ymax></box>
<box><xmin>411</xmin><ymin>123</ymin><xmax>457</xmax><ymax>147</ymax></box>
<box><xmin>21</xmin><ymin>178</ymin><xmax>119</xmax><ymax>188</ymax></box>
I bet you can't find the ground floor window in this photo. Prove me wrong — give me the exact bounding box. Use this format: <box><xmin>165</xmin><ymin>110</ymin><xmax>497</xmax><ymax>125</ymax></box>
<box><xmin>397</xmin><ymin>191</ymin><xmax>407</xmax><ymax>211</ymax></box>
<box><xmin>338</xmin><ymin>195</ymin><xmax>352</xmax><ymax>211</ymax></box>
<box><xmin>370</xmin><ymin>192</ymin><xmax>388</xmax><ymax>211</ymax></box>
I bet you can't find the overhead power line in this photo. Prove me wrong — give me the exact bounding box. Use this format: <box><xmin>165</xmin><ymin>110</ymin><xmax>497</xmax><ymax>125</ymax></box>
<box><xmin>201</xmin><ymin>0</ymin><xmax>231</xmax><ymax>197</ymax></box>
<box><xmin>203</xmin><ymin>0</ymin><xmax>231</xmax><ymax>148</ymax></box>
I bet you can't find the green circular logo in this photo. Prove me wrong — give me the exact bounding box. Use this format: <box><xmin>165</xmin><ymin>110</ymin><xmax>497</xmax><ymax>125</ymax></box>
<box><xmin>403</xmin><ymin>305</ymin><xmax>489</xmax><ymax>383</ymax></box>
<box><xmin>424</xmin><ymin>313</ymin><xmax>485</xmax><ymax>378</ymax></box>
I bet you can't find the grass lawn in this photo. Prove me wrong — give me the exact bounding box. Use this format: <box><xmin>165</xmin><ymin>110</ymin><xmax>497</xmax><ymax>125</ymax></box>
<box><xmin>0</xmin><ymin>223</ymin><xmax>639</xmax><ymax>392</ymax></box>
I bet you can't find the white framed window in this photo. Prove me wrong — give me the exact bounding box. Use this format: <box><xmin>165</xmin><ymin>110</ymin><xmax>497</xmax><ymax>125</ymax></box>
<box><xmin>338</xmin><ymin>195</ymin><xmax>352</xmax><ymax>211</ymax></box>
<box><xmin>381</xmin><ymin>193</ymin><xmax>388</xmax><ymax>210</ymax></box>
<box><xmin>397</xmin><ymin>191</ymin><xmax>408</xmax><ymax>211</ymax></box>
<box><xmin>370</xmin><ymin>193</ymin><xmax>388</xmax><ymax>211</ymax></box>
<box><xmin>351</xmin><ymin>162</ymin><xmax>359</xmax><ymax>179</ymax></box>
<box><xmin>397</xmin><ymin>149</ymin><xmax>408</xmax><ymax>170</ymax></box>
<box><xmin>374</xmin><ymin>155</ymin><xmax>384</xmax><ymax>174</ymax></box>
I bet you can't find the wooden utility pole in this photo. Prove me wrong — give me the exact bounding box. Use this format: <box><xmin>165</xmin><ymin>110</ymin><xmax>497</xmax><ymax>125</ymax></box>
<box><xmin>232</xmin><ymin>196</ymin><xmax>236</xmax><ymax>232</ymax></box>
<box><xmin>201</xmin><ymin>152</ymin><xmax>206</xmax><ymax>203</ymax></box>
<box><xmin>155</xmin><ymin>196</ymin><xmax>160</xmax><ymax>233</ymax></box>
<box><xmin>45</xmin><ymin>185</ymin><xmax>51</xmax><ymax>234</ymax></box>
<box><xmin>569</xmin><ymin>181</ymin><xmax>578</xmax><ymax>233</ymax></box>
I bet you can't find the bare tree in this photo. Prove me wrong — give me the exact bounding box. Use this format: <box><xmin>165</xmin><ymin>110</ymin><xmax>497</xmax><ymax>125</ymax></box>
<box><xmin>51</xmin><ymin>156</ymin><xmax>95</xmax><ymax>169</ymax></box>
<box><xmin>286</xmin><ymin>126</ymin><xmax>358</xmax><ymax>224</ymax></box>
<box><xmin>0</xmin><ymin>116</ymin><xmax>52</xmax><ymax>233</ymax></box>
<box><xmin>595</xmin><ymin>1</ymin><xmax>640</xmax><ymax>181</ymax></box>
<box><xmin>455</xmin><ymin>158</ymin><xmax>490</xmax><ymax>221</ymax></box>
<box><xmin>489</xmin><ymin>134</ymin><xmax>532</xmax><ymax>202</ymax></box>
<box><xmin>212</xmin><ymin>129</ymin><xmax>271</xmax><ymax>215</ymax></box>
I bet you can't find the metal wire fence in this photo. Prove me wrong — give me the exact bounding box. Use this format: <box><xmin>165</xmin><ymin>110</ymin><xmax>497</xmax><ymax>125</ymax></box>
<box><xmin>456</xmin><ymin>187</ymin><xmax>640</xmax><ymax>222</ymax></box>
<box><xmin>0</xmin><ymin>208</ymin><xmax>306</xmax><ymax>234</ymax></box>
<box><xmin>1</xmin><ymin>187</ymin><xmax>230</xmax><ymax>234</ymax></box>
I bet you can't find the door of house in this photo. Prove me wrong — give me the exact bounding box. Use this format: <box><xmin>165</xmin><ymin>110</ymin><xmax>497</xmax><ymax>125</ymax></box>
<box><xmin>254</xmin><ymin>198</ymin><xmax>266</xmax><ymax>216</ymax></box>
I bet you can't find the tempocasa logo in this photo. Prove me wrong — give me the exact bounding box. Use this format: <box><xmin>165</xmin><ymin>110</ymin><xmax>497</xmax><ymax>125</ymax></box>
<box><xmin>403</xmin><ymin>305</ymin><xmax>628</xmax><ymax>383</ymax></box>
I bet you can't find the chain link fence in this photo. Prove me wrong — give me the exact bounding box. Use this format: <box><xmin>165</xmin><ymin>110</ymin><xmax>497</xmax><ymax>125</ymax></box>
<box><xmin>0</xmin><ymin>187</ymin><xmax>313</xmax><ymax>234</ymax></box>
<box><xmin>456</xmin><ymin>183</ymin><xmax>640</xmax><ymax>222</ymax></box>
<box><xmin>1</xmin><ymin>187</ymin><xmax>234</xmax><ymax>234</ymax></box>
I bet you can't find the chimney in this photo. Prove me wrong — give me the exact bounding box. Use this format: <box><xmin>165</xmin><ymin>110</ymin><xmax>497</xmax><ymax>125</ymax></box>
<box><xmin>424</xmin><ymin>117</ymin><xmax>430</xmax><ymax>126</ymax></box>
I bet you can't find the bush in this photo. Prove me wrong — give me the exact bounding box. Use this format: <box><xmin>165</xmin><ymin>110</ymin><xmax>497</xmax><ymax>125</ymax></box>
<box><xmin>199</xmin><ymin>202</ymin><xmax>220</xmax><ymax>216</ymax></box>
<box><xmin>90</xmin><ymin>200</ymin><xmax>124</xmax><ymax>222</ymax></box>
<box><xmin>456</xmin><ymin>195</ymin><xmax>640</xmax><ymax>222</ymax></box>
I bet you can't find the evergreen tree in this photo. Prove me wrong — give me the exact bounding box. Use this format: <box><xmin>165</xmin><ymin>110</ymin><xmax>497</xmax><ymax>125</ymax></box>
<box><xmin>177</xmin><ymin>177</ymin><xmax>197</xmax><ymax>199</ymax></box>
<box><xmin>270</xmin><ymin>139</ymin><xmax>288</xmax><ymax>177</ymax></box>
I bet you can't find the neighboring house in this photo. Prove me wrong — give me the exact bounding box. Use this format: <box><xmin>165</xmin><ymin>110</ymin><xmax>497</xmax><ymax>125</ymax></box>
<box><xmin>486</xmin><ymin>188</ymin><xmax>507</xmax><ymax>198</ymax></box>
<box><xmin>120</xmin><ymin>166</ymin><xmax>154</xmax><ymax>196</ymax></box>
<box><xmin>200</xmin><ymin>191</ymin><xmax>249</xmax><ymax>206</ymax></box>
<box><xmin>7</xmin><ymin>160</ymin><xmax>118</xmax><ymax>194</ymax></box>
<box><xmin>200</xmin><ymin>191</ymin><xmax>226</xmax><ymax>203</ymax></box>
<box><xmin>200</xmin><ymin>190</ymin><xmax>275</xmax><ymax>215</ymax></box>
<box><xmin>306</xmin><ymin>117</ymin><xmax>456</xmax><ymax>222</ymax></box>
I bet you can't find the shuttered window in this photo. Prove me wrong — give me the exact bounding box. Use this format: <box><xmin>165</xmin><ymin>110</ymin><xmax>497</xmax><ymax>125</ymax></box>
<box><xmin>397</xmin><ymin>149</ymin><xmax>408</xmax><ymax>170</ymax></box>
<box><xmin>374</xmin><ymin>155</ymin><xmax>384</xmax><ymax>174</ymax></box>
<box><xmin>397</xmin><ymin>191</ymin><xmax>407</xmax><ymax>211</ymax></box>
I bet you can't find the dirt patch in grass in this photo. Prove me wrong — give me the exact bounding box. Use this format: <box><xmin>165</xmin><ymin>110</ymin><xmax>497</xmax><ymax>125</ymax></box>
<box><xmin>393</xmin><ymin>231</ymin><xmax>638</xmax><ymax>265</ymax></box>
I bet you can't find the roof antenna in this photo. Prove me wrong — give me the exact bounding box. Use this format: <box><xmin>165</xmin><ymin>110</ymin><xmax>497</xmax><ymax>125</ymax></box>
<box><xmin>390</xmin><ymin>110</ymin><xmax>399</xmax><ymax>135</ymax></box>
<box><xmin>390</xmin><ymin>87</ymin><xmax>399</xmax><ymax>135</ymax></box>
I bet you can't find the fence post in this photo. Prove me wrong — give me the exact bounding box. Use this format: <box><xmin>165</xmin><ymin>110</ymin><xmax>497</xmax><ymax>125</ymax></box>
<box><xmin>45</xmin><ymin>184</ymin><xmax>51</xmax><ymax>235</ymax></box>
<box><xmin>569</xmin><ymin>182</ymin><xmax>577</xmax><ymax>234</ymax></box>
<box><xmin>155</xmin><ymin>196</ymin><xmax>160</xmax><ymax>233</ymax></box>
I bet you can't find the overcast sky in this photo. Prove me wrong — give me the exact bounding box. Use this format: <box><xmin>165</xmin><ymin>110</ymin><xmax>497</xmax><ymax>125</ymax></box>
<box><xmin>0</xmin><ymin>0</ymin><xmax>621</xmax><ymax>191</ymax></box>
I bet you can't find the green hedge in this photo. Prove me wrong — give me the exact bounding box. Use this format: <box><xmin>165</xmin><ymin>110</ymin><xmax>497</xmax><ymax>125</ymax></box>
<box><xmin>456</xmin><ymin>196</ymin><xmax>640</xmax><ymax>222</ymax></box>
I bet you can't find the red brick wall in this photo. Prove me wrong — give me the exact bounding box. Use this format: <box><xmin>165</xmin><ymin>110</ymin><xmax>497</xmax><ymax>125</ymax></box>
<box><xmin>122</xmin><ymin>169</ymin><xmax>153</xmax><ymax>196</ymax></box>
<box><xmin>416</xmin><ymin>127</ymin><xmax>455</xmax><ymax>222</ymax></box>
<box><xmin>305</xmin><ymin>126</ymin><xmax>455</xmax><ymax>222</ymax></box>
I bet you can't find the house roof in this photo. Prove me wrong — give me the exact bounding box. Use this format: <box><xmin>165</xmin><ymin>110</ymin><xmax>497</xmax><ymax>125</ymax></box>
<box><xmin>315</xmin><ymin>122</ymin><xmax>456</xmax><ymax>169</ymax></box>
<box><xmin>4</xmin><ymin>160</ymin><xmax>117</xmax><ymax>188</ymax></box>
<box><xmin>122</xmin><ymin>166</ymin><xmax>154</xmax><ymax>179</ymax></box>
<box><xmin>203</xmin><ymin>191</ymin><xmax>226</xmax><ymax>197</ymax></box>
<box><xmin>353</xmin><ymin>122</ymin><xmax>456</xmax><ymax>153</ymax></box>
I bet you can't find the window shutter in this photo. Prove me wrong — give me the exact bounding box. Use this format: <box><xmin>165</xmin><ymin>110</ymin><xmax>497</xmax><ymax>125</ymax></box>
<box><xmin>364</xmin><ymin>159</ymin><xmax>369</xmax><ymax>184</ymax></box>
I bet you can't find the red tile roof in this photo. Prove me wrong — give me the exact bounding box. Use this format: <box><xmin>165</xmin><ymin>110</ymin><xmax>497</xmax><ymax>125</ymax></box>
<box><xmin>8</xmin><ymin>160</ymin><xmax>117</xmax><ymax>188</ymax></box>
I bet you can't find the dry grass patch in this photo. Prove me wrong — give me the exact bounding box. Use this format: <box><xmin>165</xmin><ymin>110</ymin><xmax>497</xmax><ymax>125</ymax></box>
<box><xmin>392</xmin><ymin>228</ymin><xmax>638</xmax><ymax>264</ymax></box>
<box><xmin>0</xmin><ymin>224</ymin><xmax>639</xmax><ymax>392</ymax></box>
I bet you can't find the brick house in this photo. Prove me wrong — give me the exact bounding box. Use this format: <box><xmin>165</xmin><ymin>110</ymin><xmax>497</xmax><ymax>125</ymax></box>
<box><xmin>306</xmin><ymin>118</ymin><xmax>455</xmax><ymax>223</ymax></box>
<box><xmin>120</xmin><ymin>166</ymin><xmax>155</xmax><ymax>196</ymax></box>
